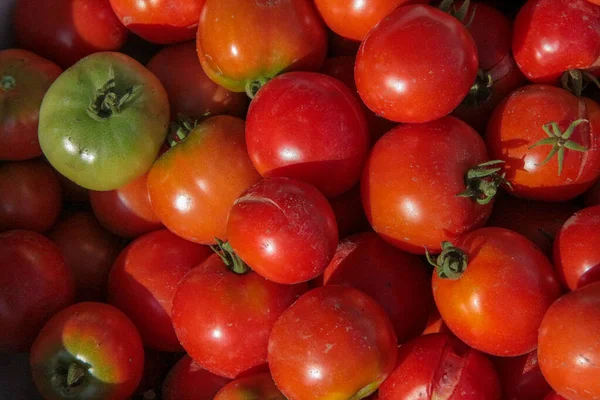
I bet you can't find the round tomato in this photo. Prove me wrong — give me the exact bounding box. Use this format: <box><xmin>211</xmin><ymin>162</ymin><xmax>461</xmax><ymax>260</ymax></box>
<box><xmin>49</xmin><ymin>211</ymin><xmax>123</xmax><ymax>302</ymax></box>
<box><xmin>196</xmin><ymin>0</ymin><xmax>328</xmax><ymax>96</ymax></box>
<box><xmin>486</xmin><ymin>84</ymin><xmax>600</xmax><ymax>202</ymax></box>
<box><xmin>148</xmin><ymin>115</ymin><xmax>261</xmax><ymax>244</ymax></box>
<box><xmin>30</xmin><ymin>302</ymin><xmax>144</xmax><ymax>400</ymax></box>
<box><xmin>268</xmin><ymin>285</ymin><xmax>397</xmax><ymax>400</ymax></box>
<box><xmin>39</xmin><ymin>52</ymin><xmax>169</xmax><ymax>191</ymax></box>
<box><xmin>162</xmin><ymin>355</ymin><xmax>231</xmax><ymax>400</ymax></box>
<box><xmin>492</xmin><ymin>350</ymin><xmax>552</xmax><ymax>400</ymax></box>
<box><xmin>108</xmin><ymin>229</ymin><xmax>212</xmax><ymax>352</ymax></box>
<box><xmin>355</xmin><ymin>4</ymin><xmax>478</xmax><ymax>123</ymax></box>
<box><xmin>246</xmin><ymin>71</ymin><xmax>369</xmax><ymax>197</ymax></box>
<box><xmin>214</xmin><ymin>373</ymin><xmax>285</xmax><ymax>400</ymax></box>
<box><xmin>538</xmin><ymin>282</ymin><xmax>600</xmax><ymax>400</ymax></box>
<box><xmin>172</xmin><ymin>253</ymin><xmax>308</xmax><ymax>378</ymax></box>
<box><xmin>13</xmin><ymin>0</ymin><xmax>128</xmax><ymax>68</ymax></box>
<box><xmin>431</xmin><ymin>227</ymin><xmax>562</xmax><ymax>356</ymax></box>
<box><xmin>226</xmin><ymin>177</ymin><xmax>339</xmax><ymax>284</ymax></box>
<box><xmin>0</xmin><ymin>49</ymin><xmax>62</xmax><ymax>160</ymax></box>
<box><xmin>0</xmin><ymin>230</ymin><xmax>75</xmax><ymax>354</ymax></box>
<box><xmin>361</xmin><ymin>116</ymin><xmax>500</xmax><ymax>255</ymax></box>
<box><xmin>0</xmin><ymin>159</ymin><xmax>62</xmax><ymax>233</ymax></box>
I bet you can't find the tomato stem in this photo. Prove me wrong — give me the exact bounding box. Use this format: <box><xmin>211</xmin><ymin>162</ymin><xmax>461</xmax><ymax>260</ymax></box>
<box><xmin>462</xmin><ymin>69</ymin><xmax>493</xmax><ymax>107</ymax></box>
<box><xmin>211</xmin><ymin>238</ymin><xmax>251</xmax><ymax>274</ymax></box>
<box><xmin>167</xmin><ymin>114</ymin><xmax>199</xmax><ymax>148</ymax></box>
<box><xmin>1</xmin><ymin>75</ymin><xmax>15</xmax><ymax>91</ymax></box>
<box><xmin>456</xmin><ymin>160</ymin><xmax>510</xmax><ymax>205</ymax></box>
<box><xmin>425</xmin><ymin>242</ymin><xmax>468</xmax><ymax>280</ymax></box>
<box><xmin>561</xmin><ymin>69</ymin><xmax>600</xmax><ymax>98</ymax></box>
<box><xmin>438</xmin><ymin>0</ymin><xmax>476</xmax><ymax>26</ymax></box>
<box><xmin>245</xmin><ymin>77</ymin><xmax>270</xmax><ymax>99</ymax></box>
<box><xmin>66</xmin><ymin>362</ymin><xmax>85</xmax><ymax>387</ymax></box>
<box><xmin>87</xmin><ymin>67</ymin><xmax>143</xmax><ymax>121</ymax></box>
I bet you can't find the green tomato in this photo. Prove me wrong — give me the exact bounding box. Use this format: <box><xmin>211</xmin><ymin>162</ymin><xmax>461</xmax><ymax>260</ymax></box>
<box><xmin>39</xmin><ymin>52</ymin><xmax>169</xmax><ymax>191</ymax></box>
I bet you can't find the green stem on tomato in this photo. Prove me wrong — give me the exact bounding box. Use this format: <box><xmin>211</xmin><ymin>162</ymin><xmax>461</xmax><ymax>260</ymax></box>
<box><xmin>1</xmin><ymin>75</ymin><xmax>16</xmax><ymax>91</ymax></box>
<box><xmin>456</xmin><ymin>160</ymin><xmax>510</xmax><ymax>205</ymax></box>
<box><xmin>244</xmin><ymin>77</ymin><xmax>270</xmax><ymax>99</ymax></box>
<box><xmin>211</xmin><ymin>238</ymin><xmax>250</xmax><ymax>274</ymax></box>
<box><xmin>87</xmin><ymin>67</ymin><xmax>143</xmax><ymax>121</ymax></box>
<box><xmin>425</xmin><ymin>242</ymin><xmax>468</xmax><ymax>280</ymax></box>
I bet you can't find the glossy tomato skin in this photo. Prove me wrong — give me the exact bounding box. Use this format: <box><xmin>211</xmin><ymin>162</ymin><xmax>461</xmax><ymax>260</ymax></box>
<box><xmin>553</xmin><ymin>206</ymin><xmax>600</xmax><ymax>290</ymax></box>
<box><xmin>39</xmin><ymin>52</ymin><xmax>169</xmax><ymax>191</ymax></box>
<box><xmin>90</xmin><ymin>172</ymin><xmax>162</xmax><ymax>239</ymax></box>
<box><xmin>172</xmin><ymin>254</ymin><xmax>308</xmax><ymax>379</ymax></box>
<box><xmin>433</xmin><ymin>227</ymin><xmax>562</xmax><ymax>356</ymax></box>
<box><xmin>13</xmin><ymin>0</ymin><xmax>128</xmax><ymax>68</ymax></box>
<box><xmin>147</xmin><ymin>41</ymin><xmax>248</xmax><ymax>119</ymax></box>
<box><xmin>538</xmin><ymin>282</ymin><xmax>600</xmax><ymax>400</ymax></box>
<box><xmin>197</xmin><ymin>0</ymin><xmax>328</xmax><ymax>94</ymax></box>
<box><xmin>323</xmin><ymin>232</ymin><xmax>433</xmax><ymax>343</ymax></box>
<box><xmin>361</xmin><ymin>116</ymin><xmax>493</xmax><ymax>255</ymax></box>
<box><xmin>378</xmin><ymin>333</ymin><xmax>501</xmax><ymax>400</ymax></box>
<box><xmin>492</xmin><ymin>350</ymin><xmax>552</xmax><ymax>400</ymax></box>
<box><xmin>246</xmin><ymin>71</ymin><xmax>369</xmax><ymax>197</ymax></box>
<box><xmin>214</xmin><ymin>372</ymin><xmax>285</xmax><ymax>400</ymax></box>
<box><xmin>512</xmin><ymin>0</ymin><xmax>600</xmax><ymax>83</ymax></box>
<box><xmin>227</xmin><ymin>177</ymin><xmax>339</xmax><ymax>284</ymax></box>
<box><xmin>30</xmin><ymin>302</ymin><xmax>144</xmax><ymax>400</ymax></box>
<box><xmin>108</xmin><ymin>229</ymin><xmax>212</xmax><ymax>352</ymax></box>
<box><xmin>148</xmin><ymin>115</ymin><xmax>261</xmax><ymax>244</ymax></box>
<box><xmin>0</xmin><ymin>159</ymin><xmax>62</xmax><ymax>233</ymax></box>
<box><xmin>486</xmin><ymin>85</ymin><xmax>600</xmax><ymax>202</ymax></box>
<box><xmin>268</xmin><ymin>285</ymin><xmax>397</xmax><ymax>400</ymax></box>
<box><xmin>355</xmin><ymin>4</ymin><xmax>478</xmax><ymax>123</ymax></box>
<box><xmin>48</xmin><ymin>212</ymin><xmax>123</xmax><ymax>302</ymax></box>
<box><xmin>109</xmin><ymin>0</ymin><xmax>204</xmax><ymax>44</ymax></box>
<box><xmin>0</xmin><ymin>230</ymin><xmax>75</xmax><ymax>354</ymax></box>
<box><xmin>0</xmin><ymin>50</ymin><xmax>62</xmax><ymax>160</ymax></box>
<box><xmin>162</xmin><ymin>355</ymin><xmax>231</xmax><ymax>400</ymax></box>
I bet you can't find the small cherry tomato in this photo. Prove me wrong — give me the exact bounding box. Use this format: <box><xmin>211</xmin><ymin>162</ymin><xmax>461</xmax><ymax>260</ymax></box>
<box><xmin>214</xmin><ymin>372</ymin><xmax>285</xmax><ymax>400</ymax></box>
<box><xmin>162</xmin><ymin>355</ymin><xmax>231</xmax><ymax>400</ymax></box>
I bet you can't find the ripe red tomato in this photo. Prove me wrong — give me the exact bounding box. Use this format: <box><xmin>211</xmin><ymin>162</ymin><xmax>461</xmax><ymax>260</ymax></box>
<box><xmin>0</xmin><ymin>49</ymin><xmax>62</xmax><ymax>161</ymax></box>
<box><xmin>246</xmin><ymin>71</ymin><xmax>369</xmax><ymax>197</ymax></box>
<box><xmin>162</xmin><ymin>355</ymin><xmax>231</xmax><ymax>400</ymax></box>
<box><xmin>431</xmin><ymin>227</ymin><xmax>562</xmax><ymax>356</ymax></box>
<box><xmin>214</xmin><ymin>373</ymin><xmax>285</xmax><ymax>400</ymax></box>
<box><xmin>492</xmin><ymin>350</ymin><xmax>552</xmax><ymax>400</ymax></box>
<box><xmin>226</xmin><ymin>177</ymin><xmax>339</xmax><ymax>284</ymax></box>
<box><xmin>327</xmin><ymin>184</ymin><xmax>371</xmax><ymax>239</ymax></box>
<box><xmin>361</xmin><ymin>116</ymin><xmax>497</xmax><ymax>255</ymax></box>
<box><xmin>30</xmin><ymin>302</ymin><xmax>144</xmax><ymax>400</ymax></box>
<box><xmin>323</xmin><ymin>232</ymin><xmax>433</xmax><ymax>343</ymax></box>
<box><xmin>0</xmin><ymin>159</ymin><xmax>62</xmax><ymax>233</ymax></box>
<box><xmin>108</xmin><ymin>229</ymin><xmax>212</xmax><ymax>352</ymax></box>
<box><xmin>486</xmin><ymin>85</ymin><xmax>600</xmax><ymax>202</ymax></box>
<box><xmin>148</xmin><ymin>115</ymin><xmax>262</xmax><ymax>244</ymax></box>
<box><xmin>512</xmin><ymin>0</ymin><xmax>600</xmax><ymax>84</ymax></box>
<box><xmin>544</xmin><ymin>392</ymin><xmax>567</xmax><ymax>400</ymax></box>
<box><xmin>109</xmin><ymin>0</ymin><xmax>205</xmax><ymax>44</ymax></box>
<box><xmin>538</xmin><ymin>282</ymin><xmax>600</xmax><ymax>400</ymax></box>
<box><xmin>355</xmin><ymin>4</ymin><xmax>478</xmax><ymax>123</ymax></box>
<box><xmin>268</xmin><ymin>285</ymin><xmax>397</xmax><ymax>400</ymax></box>
<box><xmin>378</xmin><ymin>333</ymin><xmax>501</xmax><ymax>400</ymax></box>
<box><xmin>553</xmin><ymin>205</ymin><xmax>600</xmax><ymax>290</ymax></box>
<box><xmin>48</xmin><ymin>211</ymin><xmax>123</xmax><ymax>302</ymax></box>
<box><xmin>0</xmin><ymin>230</ymin><xmax>75</xmax><ymax>354</ymax></box>
<box><xmin>13</xmin><ymin>0</ymin><xmax>128</xmax><ymax>68</ymax></box>
<box><xmin>90</xmin><ymin>172</ymin><xmax>162</xmax><ymax>239</ymax></box>
<box><xmin>146</xmin><ymin>41</ymin><xmax>248</xmax><ymax>120</ymax></box>
<box><xmin>196</xmin><ymin>0</ymin><xmax>328</xmax><ymax>96</ymax></box>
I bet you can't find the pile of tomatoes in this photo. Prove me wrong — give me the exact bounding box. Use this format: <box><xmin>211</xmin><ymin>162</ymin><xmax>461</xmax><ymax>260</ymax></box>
<box><xmin>1</xmin><ymin>0</ymin><xmax>600</xmax><ymax>399</ymax></box>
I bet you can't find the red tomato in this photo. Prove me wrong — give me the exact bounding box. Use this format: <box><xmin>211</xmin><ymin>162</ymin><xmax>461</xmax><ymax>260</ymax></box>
<box><xmin>196</xmin><ymin>0</ymin><xmax>328</xmax><ymax>96</ymax></box>
<box><xmin>268</xmin><ymin>285</ymin><xmax>397</xmax><ymax>400</ymax></box>
<box><xmin>90</xmin><ymin>172</ymin><xmax>162</xmax><ymax>239</ymax></box>
<box><xmin>355</xmin><ymin>4</ymin><xmax>478</xmax><ymax>123</ymax></box>
<box><xmin>246</xmin><ymin>71</ymin><xmax>369</xmax><ymax>197</ymax></box>
<box><xmin>512</xmin><ymin>0</ymin><xmax>600</xmax><ymax>84</ymax></box>
<box><xmin>431</xmin><ymin>227</ymin><xmax>562</xmax><ymax>356</ymax></box>
<box><xmin>422</xmin><ymin>307</ymin><xmax>453</xmax><ymax>335</ymax></box>
<box><xmin>162</xmin><ymin>355</ymin><xmax>231</xmax><ymax>400</ymax></box>
<box><xmin>553</xmin><ymin>205</ymin><xmax>600</xmax><ymax>290</ymax></box>
<box><xmin>486</xmin><ymin>85</ymin><xmax>600</xmax><ymax>202</ymax></box>
<box><xmin>48</xmin><ymin>212</ymin><xmax>123</xmax><ymax>302</ymax></box>
<box><xmin>148</xmin><ymin>115</ymin><xmax>262</xmax><ymax>245</ymax></box>
<box><xmin>538</xmin><ymin>282</ymin><xmax>600</xmax><ymax>400</ymax></box>
<box><xmin>492</xmin><ymin>351</ymin><xmax>552</xmax><ymax>400</ymax></box>
<box><xmin>323</xmin><ymin>232</ymin><xmax>433</xmax><ymax>343</ymax></box>
<box><xmin>544</xmin><ymin>392</ymin><xmax>567</xmax><ymax>400</ymax></box>
<box><xmin>378</xmin><ymin>333</ymin><xmax>501</xmax><ymax>400</ymax></box>
<box><xmin>109</xmin><ymin>0</ymin><xmax>205</xmax><ymax>44</ymax></box>
<box><xmin>226</xmin><ymin>177</ymin><xmax>339</xmax><ymax>284</ymax></box>
<box><xmin>108</xmin><ymin>229</ymin><xmax>212</xmax><ymax>352</ymax></box>
<box><xmin>0</xmin><ymin>159</ymin><xmax>62</xmax><ymax>233</ymax></box>
<box><xmin>13</xmin><ymin>0</ymin><xmax>128</xmax><ymax>68</ymax></box>
<box><xmin>214</xmin><ymin>372</ymin><xmax>285</xmax><ymax>400</ymax></box>
<box><xmin>147</xmin><ymin>41</ymin><xmax>248</xmax><ymax>120</ymax></box>
<box><xmin>0</xmin><ymin>230</ymin><xmax>75</xmax><ymax>353</ymax></box>
<box><xmin>361</xmin><ymin>116</ymin><xmax>497</xmax><ymax>255</ymax></box>
<box><xmin>30</xmin><ymin>302</ymin><xmax>144</xmax><ymax>400</ymax></box>
<box><xmin>327</xmin><ymin>184</ymin><xmax>371</xmax><ymax>239</ymax></box>
<box><xmin>0</xmin><ymin>49</ymin><xmax>62</xmax><ymax>161</ymax></box>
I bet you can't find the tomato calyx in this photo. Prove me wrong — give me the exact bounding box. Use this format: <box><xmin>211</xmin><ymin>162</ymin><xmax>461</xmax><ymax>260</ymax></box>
<box><xmin>438</xmin><ymin>0</ymin><xmax>476</xmax><ymax>26</ymax></box>
<box><xmin>529</xmin><ymin>119</ymin><xmax>589</xmax><ymax>176</ymax></box>
<box><xmin>561</xmin><ymin>69</ymin><xmax>600</xmax><ymax>98</ymax></box>
<box><xmin>87</xmin><ymin>67</ymin><xmax>143</xmax><ymax>122</ymax></box>
<box><xmin>167</xmin><ymin>115</ymin><xmax>198</xmax><ymax>148</ymax></box>
<box><xmin>245</xmin><ymin>77</ymin><xmax>270</xmax><ymax>99</ymax></box>
<box><xmin>457</xmin><ymin>160</ymin><xmax>509</xmax><ymax>205</ymax></box>
<box><xmin>1</xmin><ymin>75</ymin><xmax>15</xmax><ymax>91</ymax></box>
<box><xmin>349</xmin><ymin>378</ymin><xmax>385</xmax><ymax>400</ymax></box>
<box><xmin>462</xmin><ymin>69</ymin><xmax>494</xmax><ymax>107</ymax></box>
<box><xmin>425</xmin><ymin>241</ymin><xmax>468</xmax><ymax>280</ymax></box>
<box><xmin>211</xmin><ymin>238</ymin><xmax>251</xmax><ymax>274</ymax></box>
<box><xmin>52</xmin><ymin>361</ymin><xmax>89</xmax><ymax>396</ymax></box>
